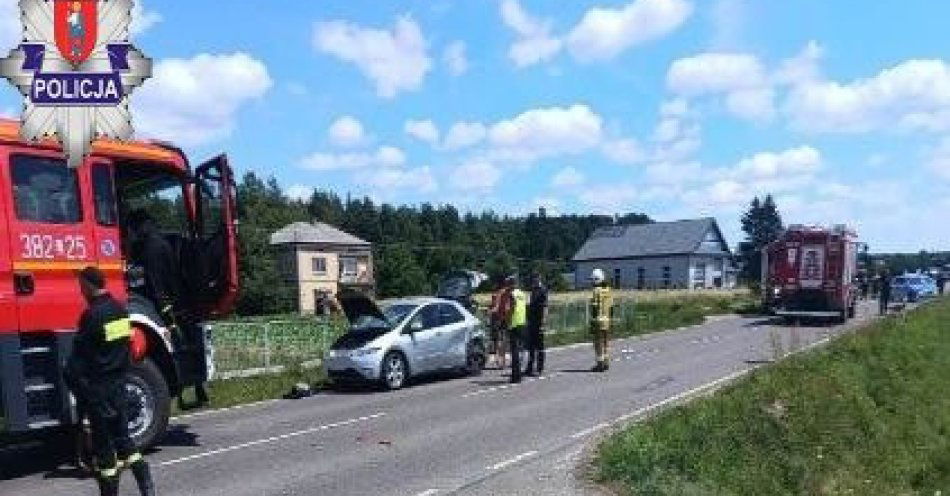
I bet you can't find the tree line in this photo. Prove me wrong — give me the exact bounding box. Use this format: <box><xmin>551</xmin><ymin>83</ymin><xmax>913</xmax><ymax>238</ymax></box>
<box><xmin>234</xmin><ymin>172</ymin><xmax>652</xmax><ymax>315</ymax></box>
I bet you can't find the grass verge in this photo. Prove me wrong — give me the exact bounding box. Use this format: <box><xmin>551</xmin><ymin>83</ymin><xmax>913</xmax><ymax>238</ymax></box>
<box><xmin>547</xmin><ymin>294</ymin><xmax>755</xmax><ymax>348</ymax></box>
<box><xmin>173</xmin><ymin>365</ymin><xmax>327</xmax><ymax>416</ymax></box>
<box><xmin>594</xmin><ymin>297</ymin><xmax>950</xmax><ymax>496</ymax></box>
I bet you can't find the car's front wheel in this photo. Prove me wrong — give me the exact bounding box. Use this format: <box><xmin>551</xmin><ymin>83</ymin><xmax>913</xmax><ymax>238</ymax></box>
<box><xmin>380</xmin><ymin>352</ymin><xmax>408</xmax><ymax>390</ymax></box>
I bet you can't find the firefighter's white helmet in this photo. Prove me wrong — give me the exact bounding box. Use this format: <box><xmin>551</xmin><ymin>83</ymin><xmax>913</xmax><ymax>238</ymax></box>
<box><xmin>590</xmin><ymin>268</ymin><xmax>605</xmax><ymax>284</ymax></box>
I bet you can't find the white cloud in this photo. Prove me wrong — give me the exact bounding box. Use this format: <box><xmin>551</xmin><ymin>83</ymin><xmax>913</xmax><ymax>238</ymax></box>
<box><xmin>0</xmin><ymin>0</ymin><xmax>20</xmax><ymax>51</ymax></box>
<box><xmin>577</xmin><ymin>184</ymin><xmax>638</xmax><ymax>213</ymax></box>
<box><xmin>450</xmin><ymin>160</ymin><xmax>501</xmax><ymax>191</ymax></box>
<box><xmin>566</xmin><ymin>0</ymin><xmax>693</xmax><ymax>62</ymax></box>
<box><xmin>928</xmin><ymin>137</ymin><xmax>950</xmax><ymax>180</ymax></box>
<box><xmin>355</xmin><ymin>166</ymin><xmax>437</xmax><ymax>193</ymax></box>
<box><xmin>328</xmin><ymin>116</ymin><xmax>365</xmax><ymax>147</ymax></box>
<box><xmin>667</xmin><ymin>52</ymin><xmax>774</xmax><ymax>121</ymax></box>
<box><xmin>725</xmin><ymin>87</ymin><xmax>775</xmax><ymax>121</ymax></box>
<box><xmin>443</xmin><ymin>121</ymin><xmax>486</xmax><ymax>149</ymax></box>
<box><xmin>299</xmin><ymin>145</ymin><xmax>407</xmax><ymax>171</ymax></box>
<box><xmin>443</xmin><ymin>41</ymin><xmax>469</xmax><ymax>76</ymax></box>
<box><xmin>551</xmin><ymin>166</ymin><xmax>585</xmax><ymax>188</ymax></box>
<box><xmin>785</xmin><ymin>59</ymin><xmax>950</xmax><ymax>133</ymax></box>
<box><xmin>130</xmin><ymin>2</ymin><xmax>162</xmax><ymax>36</ymax></box>
<box><xmin>133</xmin><ymin>53</ymin><xmax>271</xmax><ymax>145</ymax></box>
<box><xmin>285</xmin><ymin>184</ymin><xmax>313</xmax><ymax>202</ymax></box>
<box><xmin>732</xmin><ymin>145</ymin><xmax>822</xmax><ymax>179</ymax></box>
<box><xmin>313</xmin><ymin>16</ymin><xmax>431</xmax><ymax>98</ymax></box>
<box><xmin>500</xmin><ymin>0</ymin><xmax>563</xmax><ymax>67</ymax></box>
<box><xmin>404</xmin><ymin>119</ymin><xmax>440</xmax><ymax>145</ymax></box>
<box><xmin>602</xmin><ymin>138</ymin><xmax>646</xmax><ymax>164</ymax></box>
<box><xmin>774</xmin><ymin>40</ymin><xmax>824</xmax><ymax>86</ymax></box>
<box><xmin>667</xmin><ymin>52</ymin><xmax>766</xmax><ymax>94</ymax></box>
<box><xmin>487</xmin><ymin>104</ymin><xmax>603</xmax><ymax>161</ymax></box>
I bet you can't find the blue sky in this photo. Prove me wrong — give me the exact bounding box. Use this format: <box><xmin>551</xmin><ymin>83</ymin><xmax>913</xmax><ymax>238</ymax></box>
<box><xmin>1</xmin><ymin>0</ymin><xmax>949</xmax><ymax>252</ymax></box>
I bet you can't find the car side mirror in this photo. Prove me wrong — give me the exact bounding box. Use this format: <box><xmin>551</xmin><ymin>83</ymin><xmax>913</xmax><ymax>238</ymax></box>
<box><xmin>405</xmin><ymin>320</ymin><xmax>424</xmax><ymax>334</ymax></box>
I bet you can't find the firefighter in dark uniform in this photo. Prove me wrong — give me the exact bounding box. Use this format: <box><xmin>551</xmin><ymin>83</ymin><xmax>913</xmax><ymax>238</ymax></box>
<box><xmin>65</xmin><ymin>267</ymin><xmax>156</xmax><ymax>496</ymax></box>
<box><xmin>127</xmin><ymin>209</ymin><xmax>208</xmax><ymax>407</ymax></box>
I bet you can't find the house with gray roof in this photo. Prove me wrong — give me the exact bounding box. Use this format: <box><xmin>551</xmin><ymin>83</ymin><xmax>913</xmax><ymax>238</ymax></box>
<box><xmin>572</xmin><ymin>218</ymin><xmax>735</xmax><ymax>290</ymax></box>
<box><xmin>271</xmin><ymin>222</ymin><xmax>374</xmax><ymax>314</ymax></box>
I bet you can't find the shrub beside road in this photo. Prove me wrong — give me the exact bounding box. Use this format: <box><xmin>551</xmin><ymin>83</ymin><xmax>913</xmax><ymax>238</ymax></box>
<box><xmin>594</xmin><ymin>297</ymin><xmax>950</xmax><ymax>495</ymax></box>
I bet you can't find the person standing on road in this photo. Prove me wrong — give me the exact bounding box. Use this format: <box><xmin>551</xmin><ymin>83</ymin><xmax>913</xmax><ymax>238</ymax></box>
<box><xmin>506</xmin><ymin>275</ymin><xmax>528</xmax><ymax>383</ymax></box>
<box><xmin>937</xmin><ymin>273</ymin><xmax>946</xmax><ymax>296</ymax></box>
<box><xmin>489</xmin><ymin>283</ymin><xmax>510</xmax><ymax>370</ymax></box>
<box><xmin>524</xmin><ymin>273</ymin><xmax>548</xmax><ymax>377</ymax></box>
<box><xmin>127</xmin><ymin>209</ymin><xmax>209</xmax><ymax>408</ymax></box>
<box><xmin>65</xmin><ymin>267</ymin><xmax>156</xmax><ymax>496</ymax></box>
<box><xmin>589</xmin><ymin>269</ymin><xmax>612</xmax><ymax>372</ymax></box>
<box><xmin>878</xmin><ymin>271</ymin><xmax>891</xmax><ymax>315</ymax></box>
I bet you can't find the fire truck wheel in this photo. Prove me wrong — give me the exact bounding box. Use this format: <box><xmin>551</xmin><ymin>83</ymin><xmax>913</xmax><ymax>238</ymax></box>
<box><xmin>124</xmin><ymin>358</ymin><xmax>171</xmax><ymax>450</ymax></box>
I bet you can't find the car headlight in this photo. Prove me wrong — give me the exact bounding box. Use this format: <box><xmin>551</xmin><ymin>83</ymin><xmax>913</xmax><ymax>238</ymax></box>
<box><xmin>772</xmin><ymin>287</ymin><xmax>781</xmax><ymax>296</ymax></box>
<box><xmin>352</xmin><ymin>347</ymin><xmax>381</xmax><ymax>357</ymax></box>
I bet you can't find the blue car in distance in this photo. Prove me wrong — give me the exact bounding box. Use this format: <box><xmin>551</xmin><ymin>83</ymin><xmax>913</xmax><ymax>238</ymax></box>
<box><xmin>890</xmin><ymin>274</ymin><xmax>938</xmax><ymax>302</ymax></box>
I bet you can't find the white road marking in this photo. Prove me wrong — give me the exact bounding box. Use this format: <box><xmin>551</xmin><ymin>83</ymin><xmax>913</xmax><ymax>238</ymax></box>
<box><xmin>570</xmin><ymin>422</ymin><xmax>610</xmax><ymax>439</ymax></box>
<box><xmin>158</xmin><ymin>413</ymin><xmax>386</xmax><ymax>467</ymax></box>
<box><xmin>413</xmin><ymin>489</ymin><xmax>439</xmax><ymax>496</ymax></box>
<box><xmin>461</xmin><ymin>373</ymin><xmax>562</xmax><ymax>398</ymax></box>
<box><xmin>172</xmin><ymin>399</ymin><xmax>281</xmax><ymax>421</ymax></box>
<box><xmin>487</xmin><ymin>450</ymin><xmax>538</xmax><ymax>471</ymax></box>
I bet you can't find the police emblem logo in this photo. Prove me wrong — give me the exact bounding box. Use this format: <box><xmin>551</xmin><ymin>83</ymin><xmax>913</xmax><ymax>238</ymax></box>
<box><xmin>55</xmin><ymin>0</ymin><xmax>98</xmax><ymax>66</ymax></box>
<box><xmin>0</xmin><ymin>0</ymin><xmax>152</xmax><ymax>168</ymax></box>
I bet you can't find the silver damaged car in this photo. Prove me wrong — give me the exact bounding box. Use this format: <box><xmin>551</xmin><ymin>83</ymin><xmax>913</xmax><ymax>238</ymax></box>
<box><xmin>326</xmin><ymin>291</ymin><xmax>487</xmax><ymax>390</ymax></box>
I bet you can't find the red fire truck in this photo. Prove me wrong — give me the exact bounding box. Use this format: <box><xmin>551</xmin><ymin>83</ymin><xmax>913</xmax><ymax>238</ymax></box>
<box><xmin>0</xmin><ymin>118</ymin><xmax>238</xmax><ymax>448</ymax></box>
<box><xmin>762</xmin><ymin>224</ymin><xmax>860</xmax><ymax>323</ymax></box>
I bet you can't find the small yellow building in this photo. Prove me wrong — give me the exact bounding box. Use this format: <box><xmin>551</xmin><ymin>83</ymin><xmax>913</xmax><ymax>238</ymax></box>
<box><xmin>270</xmin><ymin>222</ymin><xmax>374</xmax><ymax>314</ymax></box>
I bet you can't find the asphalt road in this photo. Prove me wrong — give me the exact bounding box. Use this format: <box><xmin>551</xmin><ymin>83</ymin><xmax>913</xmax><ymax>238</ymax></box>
<box><xmin>1</xmin><ymin>301</ymin><xmax>882</xmax><ymax>496</ymax></box>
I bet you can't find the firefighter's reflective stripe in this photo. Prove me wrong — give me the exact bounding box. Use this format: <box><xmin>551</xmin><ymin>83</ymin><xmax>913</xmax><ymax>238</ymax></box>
<box><xmin>119</xmin><ymin>452</ymin><xmax>143</xmax><ymax>467</ymax></box>
<box><xmin>99</xmin><ymin>465</ymin><xmax>118</xmax><ymax>478</ymax></box>
<box><xmin>104</xmin><ymin>317</ymin><xmax>132</xmax><ymax>342</ymax></box>
<box><xmin>510</xmin><ymin>289</ymin><xmax>527</xmax><ymax>327</ymax></box>
<box><xmin>591</xmin><ymin>287</ymin><xmax>612</xmax><ymax>325</ymax></box>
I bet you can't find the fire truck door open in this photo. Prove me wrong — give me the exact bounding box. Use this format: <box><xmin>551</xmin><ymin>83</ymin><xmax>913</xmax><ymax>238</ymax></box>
<box><xmin>189</xmin><ymin>155</ymin><xmax>238</xmax><ymax>317</ymax></box>
<box><xmin>3</xmin><ymin>152</ymin><xmax>95</xmax><ymax>331</ymax></box>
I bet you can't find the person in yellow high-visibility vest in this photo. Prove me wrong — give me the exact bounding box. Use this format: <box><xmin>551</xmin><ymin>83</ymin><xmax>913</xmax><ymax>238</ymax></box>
<box><xmin>505</xmin><ymin>275</ymin><xmax>528</xmax><ymax>383</ymax></box>
<box><xmin>589</xmin><ymin>268</ymin><xmax>612</xmax><ymax>372</ymax></box>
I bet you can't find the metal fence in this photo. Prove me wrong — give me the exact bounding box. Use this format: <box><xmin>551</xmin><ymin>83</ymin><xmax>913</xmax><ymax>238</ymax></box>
<box><xmin>210</xmin><ymin>318</ymin><xmax>346</xmax><ymax>379</ymax></box>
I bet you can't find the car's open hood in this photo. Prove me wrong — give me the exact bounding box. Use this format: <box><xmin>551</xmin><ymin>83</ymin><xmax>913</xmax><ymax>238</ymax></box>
<box><xmin>337</xmin><ymin>288</ymin><xmax>388</xmax><ymax>326</ymax></box>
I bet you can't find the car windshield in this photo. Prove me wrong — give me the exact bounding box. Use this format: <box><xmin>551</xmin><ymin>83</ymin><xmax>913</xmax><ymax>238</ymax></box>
<box><xmin>349</xmin><ymin>303</ymin><xmax>417</xmax><ymax>332</ymax></box>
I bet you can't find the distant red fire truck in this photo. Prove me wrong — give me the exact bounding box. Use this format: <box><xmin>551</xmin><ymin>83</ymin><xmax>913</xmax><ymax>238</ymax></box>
<box><xmin>762</xmin><ymin>224</ymin><xmax>861</xmax><ymax>323</ymax></box>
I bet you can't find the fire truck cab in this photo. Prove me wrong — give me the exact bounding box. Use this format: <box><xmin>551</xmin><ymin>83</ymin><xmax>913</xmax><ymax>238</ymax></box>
<box><xmin>762</xmin><ymin>224</ymin><xmax>860</xmax><ymax>323</ymax></box>
<box><xmin>0</xmin><ymin>118</ymin><xmax>238</xmax><ymax>448</ymax></box>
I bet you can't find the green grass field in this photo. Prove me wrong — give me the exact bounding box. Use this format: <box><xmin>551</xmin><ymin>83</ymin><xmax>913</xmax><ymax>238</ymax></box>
<box><xmin>595</xmin><ymin>297</ymin><xmax>950</xmax><ymax>496</ymax></box>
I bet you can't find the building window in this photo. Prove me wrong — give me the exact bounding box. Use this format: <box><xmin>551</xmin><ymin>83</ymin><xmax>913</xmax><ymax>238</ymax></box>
<box><xmin>11</xmin><ymin>155</ymin><xmax>82</xmax><ymax>223</ymax></box>
<box><xmin>637</xmin><ymin>267</ymin><xmax>645</xmax><ymax>289</ymax></box>
<box><xmin>312</xmin><ymin>256</ymin><xmax>327</xmax><ymax>274</ymax></box>
<box><xmin>341</xmin><ymin>257</ymin><xmax>357</xmax><ymax>276</ymax></box>
<box><xmin>662</xmin><ymin>266</ymin><xmax>671</xmax><ymax>288</ymax></box>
